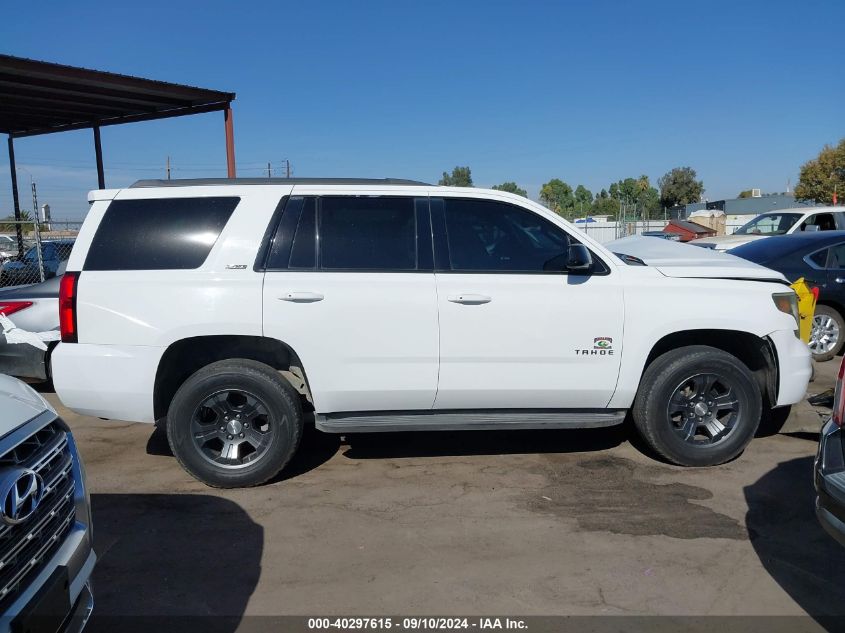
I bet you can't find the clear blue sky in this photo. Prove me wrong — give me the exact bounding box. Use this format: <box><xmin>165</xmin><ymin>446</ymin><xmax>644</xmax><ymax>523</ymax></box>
<box><xmin>2</xmin><ymin>0</ymin><xmax>843</xmax><ymax>220</ymax></box>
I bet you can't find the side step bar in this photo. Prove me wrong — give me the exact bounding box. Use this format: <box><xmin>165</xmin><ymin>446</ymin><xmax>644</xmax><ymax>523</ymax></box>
<box><xmin>315</xmin><ymin>409</ymin><xmax>627</xmax><ymax>433</ymax></box>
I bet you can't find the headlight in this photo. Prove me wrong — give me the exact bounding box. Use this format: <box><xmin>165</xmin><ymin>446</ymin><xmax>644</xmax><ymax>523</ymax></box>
<box><xmin>772</xmin><ymin>292</ymin><xmax>800</xmax><ymax>328</ymax></box>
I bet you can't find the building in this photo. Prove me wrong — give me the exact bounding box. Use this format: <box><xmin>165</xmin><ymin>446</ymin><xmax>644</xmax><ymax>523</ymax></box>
<box><xmin>663</xmin><ymin>219</ymin><xmax>717</xmax><ymax>242</ymax></box>
<box><xmin>678</xmin><ymin>192</ymin><xmax>816</xmax><ymax>218</ymax></box>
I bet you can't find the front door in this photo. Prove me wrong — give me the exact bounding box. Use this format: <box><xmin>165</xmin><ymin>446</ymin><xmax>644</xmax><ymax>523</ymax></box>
<box><xmin>431</xmin><ymin>196</ymin><xmax>624</xmax><ymax>410</ymax></box>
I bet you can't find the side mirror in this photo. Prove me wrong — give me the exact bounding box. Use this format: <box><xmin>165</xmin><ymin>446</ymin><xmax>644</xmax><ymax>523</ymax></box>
<box><xmin>566</xmin><ymin>244</ymin><xmax>593</xmax><ymax>273</ymax></box>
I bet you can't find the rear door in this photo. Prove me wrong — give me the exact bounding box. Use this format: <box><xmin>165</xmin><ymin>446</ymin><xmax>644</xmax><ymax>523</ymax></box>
<box><xmin>822</xmin><ymin>242</ymin><xmax>845</xmax><ymax>300</ymax></box>
<box><xmin>261</xmin><ymin>193</ymin><xmax>439</xmax><ymax>413</ymax></box>
<box><xmin>431</xmin><ymin>195</ymin><xmax>624</xmax><ymax>410</ymax></box>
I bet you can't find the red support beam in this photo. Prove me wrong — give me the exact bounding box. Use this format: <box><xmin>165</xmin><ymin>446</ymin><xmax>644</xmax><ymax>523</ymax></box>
<box><xmin>224</xmin><ymin>106</ymin><xmax>236</xmax><ymax>178</ymax></box>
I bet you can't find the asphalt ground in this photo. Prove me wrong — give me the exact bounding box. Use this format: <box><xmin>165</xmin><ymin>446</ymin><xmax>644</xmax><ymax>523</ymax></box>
<box><xmin>42</xmin><ymin>359</ymin><xmax>845</xmax><ymax>632</ymax></box>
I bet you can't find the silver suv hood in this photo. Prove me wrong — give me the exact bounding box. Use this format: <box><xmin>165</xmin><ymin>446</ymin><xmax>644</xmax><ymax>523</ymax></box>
<box><xmin>0</xmin><ymin>374</ymin><xmax>54</xmax><ymax>437</ymax></box>
<box><xmin>606</xmin><ymin>235</ymin><xmax>787</xmax><ymax>282</ymax></box>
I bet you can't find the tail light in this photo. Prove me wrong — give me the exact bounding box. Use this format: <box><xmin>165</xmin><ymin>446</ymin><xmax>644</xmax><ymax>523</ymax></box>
<box><xmin>833</xmin><ymin>356</ymin><xmax>845</xmax><ymax>427</ymax></box>
<box><xmin>59</xmin><ymin>272</ymin><xmax>79</xmax><ymax>343</ymax></box>
<box><xmin>0</xmin><ymin>301</ymin><xmax>32</xmax><ymax>316</ymax></box>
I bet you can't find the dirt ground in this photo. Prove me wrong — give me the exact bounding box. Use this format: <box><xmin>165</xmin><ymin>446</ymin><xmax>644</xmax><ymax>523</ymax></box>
<box><xmin>44</xmin><ymin>360</ymin><xmax>845</xmax><ymax>631</ymax></box>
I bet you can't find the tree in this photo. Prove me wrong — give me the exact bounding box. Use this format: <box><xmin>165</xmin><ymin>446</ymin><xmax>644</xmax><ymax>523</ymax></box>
<box><xmin>795</xmin><ymin>139</ymin><xmax>845</xmax><ymax>205</ymax></box>
<box><xmin>491</xmin><ymin>181</ymin><xmax>527</xmax><ymax>197</ymax></box>
<box><xmin>605</xmin><ymin>175</ymin><xmax>660</xmax><ymax>219</ymax></box>
<box><xmin>539</xmin><ymin>179</ymin><xmax>574</xmax><ymax>216</ymax></box>
<box><xmin>658</xmin><ymin>167</ymin><xmax>704</xmax><ymax>209</ymax></box>
<box><xmin>590</xmin><ymin>197</ymin><xmax>619</xmax><ymax>216</ymax></box>
<box><xmin>738</xmin><ymin>189</ymin><xmax>753</xmax><ymax>198</ymax></box>
<box><xmin>439</xmin><ymin>166</ymin><xmax>473</xmax><ymax>187</ymax></box>
<box><xmin>574</xmin><ymin>185</ymin><xmax>593</xmax><ymax>210</ymax></box>
<box><xmin>0</xmin><ymin>210</ymin><xmax>34</xmax><ymax>233</ymax></box>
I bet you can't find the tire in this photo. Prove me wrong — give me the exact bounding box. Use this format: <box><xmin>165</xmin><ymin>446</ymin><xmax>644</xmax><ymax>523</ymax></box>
<box><xmin>632</xmin><ymin>345</ymin><xmax>761</xmax><ymax>467</ymax></box>
<box><xmin>166</xmin><ymin>359</ymin><xmax>303</xmax><ymax>488</ymax></box>
<box><xmin>809</xmin><ymin>305</ymin><xmax>845</xmax><ymax>362</ymax></box>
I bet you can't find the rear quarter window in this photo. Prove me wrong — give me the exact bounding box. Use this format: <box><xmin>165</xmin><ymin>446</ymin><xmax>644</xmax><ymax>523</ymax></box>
<box><xmin>84</xmin><ymin>197</ymin><xmax>239</xmax><ymax>271</ymax></box>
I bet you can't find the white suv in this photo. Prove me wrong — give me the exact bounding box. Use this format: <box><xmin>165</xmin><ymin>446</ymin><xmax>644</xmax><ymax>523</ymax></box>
<box><xmin>52</xmin><ymin>178</ymin><xmax>812</xmax><ymax>487</ymax></box>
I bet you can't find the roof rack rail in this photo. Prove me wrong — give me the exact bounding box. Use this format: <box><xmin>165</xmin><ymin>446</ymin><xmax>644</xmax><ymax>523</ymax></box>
<box><xmin>130</xmin><ymin>177</ymin><xmax>433</xmax><ymax>188</ymax></box>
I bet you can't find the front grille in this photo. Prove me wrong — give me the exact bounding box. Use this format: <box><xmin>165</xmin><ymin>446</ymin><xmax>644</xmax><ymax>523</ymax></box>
<box><xmin>0</xmin><ymin>419</ymin><xmax>76</xmax><ymax>605</ymax></box>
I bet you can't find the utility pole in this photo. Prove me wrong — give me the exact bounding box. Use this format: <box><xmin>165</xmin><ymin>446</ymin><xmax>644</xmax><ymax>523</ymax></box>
<box><xmin>286</xmin><ymin>159</ymin><xmax>291</xmax><ymax>179</ymax></box>
<box><xmin>166</xmin><ymin>156</ymin><xmax>171</xmax><ymax>180</ymax></box>
<box><xmin>267</xmin><ymin>162</ymin><xmax>272</xmax><ymax>178</ymax></box>
<box><xmin>31</xmin><ymin>180</ymin><xmax>44</xmax><ymax>282</ymax></box>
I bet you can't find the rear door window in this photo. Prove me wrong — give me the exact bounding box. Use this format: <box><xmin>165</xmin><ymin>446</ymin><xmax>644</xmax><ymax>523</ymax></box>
<box><xmin>827</xmin><ymin>244</ymin><xmax>845</xmax><ymax>269</ymax></box>
<box><xmin>84</xmin><ymin>197</ymin><xmax>239</xmax><ymax>271</ymax></box>
<box><xmin>807</xmin><ymin>248</ymin><xmax>829</xmax><ymax>268</ymax></box>
<box><xmin>318</xmin><ymin>197</ymin><xmax>417</xmax><ymax>270</ymax></box>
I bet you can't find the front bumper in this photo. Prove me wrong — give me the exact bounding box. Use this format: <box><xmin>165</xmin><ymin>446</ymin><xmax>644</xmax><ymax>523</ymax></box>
<box><xmin>815</xmin><ymin>419</ymin><xmax>845</xmax><ymax>546</ymax></box>
<box><xmin>0</xmin><ymin>415</ymin><xmax>95</xmax><ymax>631</ymax></box>
<box><xmin>61</xmin><ymin>580</ymin><xmax>94</xmax><ymax>633</ymax></box>
<box><xmin>768</xmin><ymin>328</ymin><xmax>813</xmax><ymax>407</ymax></box>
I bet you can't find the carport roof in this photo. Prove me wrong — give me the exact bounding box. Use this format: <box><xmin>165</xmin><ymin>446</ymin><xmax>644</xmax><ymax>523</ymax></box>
<box><xmin>0</xmin><ymin>54</ymin><xmax>235</xmax><ymax>138</ymax></box>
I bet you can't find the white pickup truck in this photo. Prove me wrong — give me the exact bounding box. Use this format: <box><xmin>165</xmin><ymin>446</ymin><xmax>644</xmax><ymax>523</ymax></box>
<box><xmin>51</xmin><ymin>178</ymin><xmax>812</xmax><ymax>487</ymax></box>
<box><xmin>694</xmin><ymin>206</ymin><xmax>845</xmax><ymax>252</ymax></box>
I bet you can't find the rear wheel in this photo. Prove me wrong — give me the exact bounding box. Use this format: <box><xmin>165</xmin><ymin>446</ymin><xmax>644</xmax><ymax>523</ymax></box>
<box><xmin>633</xmin><ymin>346</ymin><xmax>761</xmax><ymax>466</ymax></box>
<box><xmin>166</xmin><ymin>359</ymin><xmax>303</xmax><ymax>488</ymax></box>
<box><xmin>809</xmin><ymin>305</ymin><xmax>844</xmax><ymax>362</ymax></box>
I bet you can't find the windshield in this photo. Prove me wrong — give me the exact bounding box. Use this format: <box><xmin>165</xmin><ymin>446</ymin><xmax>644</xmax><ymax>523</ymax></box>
<box><xmin>734</xmin><ymin>213</ymin><xmax>802</xmax><ymax>236</ymax></box>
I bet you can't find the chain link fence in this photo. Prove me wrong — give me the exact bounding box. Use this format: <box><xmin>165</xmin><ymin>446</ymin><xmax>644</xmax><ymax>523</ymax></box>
<box><xmin>576</xmin><ymin>219</ymin><xmax>670</xmax><ymax>244</ymax></box>
<box><xmin>0</xmin><ymin>219</ymin><xmax>82</xmax><ymax>287</ymax></box>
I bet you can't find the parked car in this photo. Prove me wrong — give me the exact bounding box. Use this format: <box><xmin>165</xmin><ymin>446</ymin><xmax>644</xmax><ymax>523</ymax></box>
<box><xmin>52</xmin><ymin>179</ymin><xmax>811</xmax><ymax>487</ymax></box>
<box><xmin>816</xmin><ymin>356</ymin><xmax>845</xmax><ymax>546</ymax></box>
<box><xmin>0</xmin><ymin>373</ymin><xmax>94</xmax><ymax>630</ymax></box>
<box><xmin>0</xmin><ymin>236</ymin><xmax>18</xmax><ymax>262</ymax></box>
<box><xmin>730</xmin><ymin>231</ymin><xmax>845</xmax><ymax>361</ymax></box>
<box><xmin>694</xmin><ymin>207</ymin><xmax>845</xmax><ymax>252</ymax></box>
<box><xmin>0</xmin><ymin>270</ymin><xmax>63</xmax><ymax>381</ymax></box>
<box><xmin>641</xmin><ymin>231</ymin><xmax>681</xmax><ymax>241</ymax></box>
<box><xmin>0</xmin><ymin>240</ymin><xmax>74</xmax><ymax>287</ymax></box>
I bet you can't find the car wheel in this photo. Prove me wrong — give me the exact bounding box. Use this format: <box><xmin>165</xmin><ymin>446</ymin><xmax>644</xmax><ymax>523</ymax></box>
<box><xmin>809</xmin><ymin>305</ymin><xmax>845</xmax><ymax>362</ymax></box>
<box><xmin>633</xmin><ymin>345</ymin><xmax>761</xmax><ymax>467</ymax></box>
<box><xmin>166</xmin><ymin>359</ymin><xmax>303</xmax><ymax>488</ymax></box>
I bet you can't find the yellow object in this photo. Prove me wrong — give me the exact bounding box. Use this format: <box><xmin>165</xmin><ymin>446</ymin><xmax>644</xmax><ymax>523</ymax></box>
<box><xmin>790</xmin><ymin>277</ymin><xmax>817</xmax><ymax>343</ymax></box>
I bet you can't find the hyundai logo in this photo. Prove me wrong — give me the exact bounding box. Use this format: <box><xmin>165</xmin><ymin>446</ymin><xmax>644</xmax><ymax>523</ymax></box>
<box><xmin>0</xmin><ymin>468</ymin><xmax>44</xmax><ymax>526</ymax></box>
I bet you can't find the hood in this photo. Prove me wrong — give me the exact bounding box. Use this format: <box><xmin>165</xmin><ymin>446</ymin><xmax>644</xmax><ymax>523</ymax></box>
<box><xmin>0</xmin><ymin>374</ymin><xmax>54</xmax><ymax>437</ymax></box>
<box><xmin>606</xmin><ymin>235</ymin><xmax>788</xmax><ymax>282</ymax></box>
<box><xmin>691</xmin><ymin>233</ymin><xmax>764</xmax><ymax>251</ymax></box>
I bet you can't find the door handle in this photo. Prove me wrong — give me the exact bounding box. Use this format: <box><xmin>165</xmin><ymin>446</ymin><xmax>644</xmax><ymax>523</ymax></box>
<box><xmin>447</xmin><ymin>294</ymin><xmax>492</xmax><ymax>305</ymax></box>
<box><xmin>279</xmin><ymin>292</ymin><xmax>324</xmax><ymax>303</ymax></box>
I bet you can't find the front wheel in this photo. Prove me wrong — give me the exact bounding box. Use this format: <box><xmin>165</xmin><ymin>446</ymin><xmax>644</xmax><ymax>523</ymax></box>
<box><xmin>633</xmin><ymin>346</ymin><xmax>761</xmax><ymax>467</ymax></box>
<box><xmin>166</xmin><ymin>359</ymin><xmax>303</xmax><ymax>488</ymax></box>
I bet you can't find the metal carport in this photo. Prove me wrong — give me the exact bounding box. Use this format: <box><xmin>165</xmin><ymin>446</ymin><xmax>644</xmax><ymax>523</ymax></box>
<box><xmin>0</xmin><ymin>54</ymin><xmax>236</xmax><ymax>255</ymax></box>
